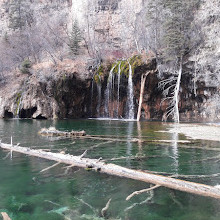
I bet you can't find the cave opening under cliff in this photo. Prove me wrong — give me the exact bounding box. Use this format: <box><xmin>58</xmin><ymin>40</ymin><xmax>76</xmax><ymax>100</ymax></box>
<box><xmin>3</xmin><ymin>110</ymin><xmax>14</xmax><ymax>118</ymax></box>
<box><xmin>19</xmin><ymin>107</ymin><xmax>37</xmax><ymax>119</ymax></box>
<box><xmin>35</xmin><ymin>114</ymin><xmax>47</xmax><ymax>120</ymax></box>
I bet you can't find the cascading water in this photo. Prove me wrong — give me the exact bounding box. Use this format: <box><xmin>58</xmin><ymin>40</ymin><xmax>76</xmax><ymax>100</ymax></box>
<box><xmin>116</xmin><ymin>62</ymin><xmax>121</xmax><ymax>118</ymax></box>
<box><xmin>126</xmin><ymin>62</ymin><xmax>135</xmax><ymax>120</ymax></box>
<box><xmin>15</xmin><ymin>95</ymin><xmax>22</xmax><ymax>118</ymax></box>
<box><xmin>90</xmin><ymin>78</ymin><xmax>94</xmax><ymax>116</ymax></box>
<box><xmin>104</xmin><ymin>65</ymin><xmax>116</xmax><ymax>118</ymax></box>
<box><xmin>96</xmin><ymin>77</ymin><xmax>102</xmax><ymax>117</ymax></box>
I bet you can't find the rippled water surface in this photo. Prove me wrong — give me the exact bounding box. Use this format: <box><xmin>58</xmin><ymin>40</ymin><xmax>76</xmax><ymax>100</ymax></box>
<box><xmin>0</xmin><ymin>119</ymin><xmax>220</xmax><ymax>220</ymax></box>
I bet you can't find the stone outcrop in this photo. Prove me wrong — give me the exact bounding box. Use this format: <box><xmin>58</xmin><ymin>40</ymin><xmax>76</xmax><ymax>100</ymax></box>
<box><xmin>0</xmin><ymin>0</ymin><xmax>219</xmax><ymax>122</ymax></box>
<box><xmin>0</xmin><ymin>60</ymin><xmax>92</xmax><ymax>119</ymax></box>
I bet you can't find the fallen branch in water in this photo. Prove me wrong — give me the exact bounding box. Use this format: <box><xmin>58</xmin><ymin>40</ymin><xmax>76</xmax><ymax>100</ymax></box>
<box><xmin>103</xmin><ymin>155</ymin><xmax>161</xmax><ymax>162</ymax></box>
<box><xmin>2</xmin><ymin>151</ymin><xmax>11</xmax><ymax>160</ymax></box>
<box><xmin>170</xmin><ymin>191</ymin><xmax>183</xmax><ymax>209</ymax></box>
<box><xmin>40</xmin><ymin>162</ymin><xmax>61</xmax><ymax>173</ymax></box>
<box><xmin>88</xmin><ymin>141</ymin><xmax>114</xmax><ymax>151</ymax></box>
<box><xmin>126</xmin><ymin>184</ymin><xmax>160</xmax><ymax>201</ymax></box>
<box><xmin>193</xmin><ymin>154</ymin><xmax>220</xmax><ymax>162</ymax></box>
<box><xmin>39</xmin><ymin>127</ymin><xmax>86</xmax><ymax>137</ymax></box>
<box><xmin>101</xmin><ymin>198</ymin><xmax>112</xmax><ymax>217</ymax></box>
<box><xmin>1</xmin><ymin>141</ymin><xmax>220</xmax><ymax>199</ymax></box>
<box><xmin>1</xmin><ymin>212</ymin><xmax>11</xmax><ymax>220</ymax></box>
<box><xmin>125</xmin><ymin>189</ymin><xmax>154</xmax><ymax>212</ymax></box>
<box><xmin>75</xmin><ymin>197</ymin><xmax>97</xmax><ymax>215</ymax></box>
<box><xmin>38</xmin><ymin>128</ymin><xmax>194</xmax><ymax>144</ymax></box>
<box><xmin>145</xmin><ymin>170</ymin><xmax>220</xmax><ymax>179</ymax></box>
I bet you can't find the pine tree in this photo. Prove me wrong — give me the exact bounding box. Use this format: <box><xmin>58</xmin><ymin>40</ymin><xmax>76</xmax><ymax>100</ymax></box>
<box><xmin>69</xmin><ymin>20</ymin><xmax>82</xmax><ymax>56</ymax></box>
<box><xmin>162</xmin><ymin>0</ymin><xmax>199</xmax><ymax>61</ymax></box>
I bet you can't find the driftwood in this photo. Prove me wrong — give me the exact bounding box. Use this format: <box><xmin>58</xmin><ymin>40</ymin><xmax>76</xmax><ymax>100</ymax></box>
<box><xmin>137</xmin><ymin>72</ymin><xmax>150</xmax><ymax>121</ymax></box>
<box><xmin>1</xmin><ymin>212</ymin><xmax>11</xmax><ymax>220</ymax></box>
<box><xmin>1</xmin><ymin>142</ymin><xmax>220</xmax><ymax>200</ymax></box>
<box><xmin>125</xmin><ymin>189</ymin><xmax>154</xmax><ymax>212</ymax></box>
<box><xmin>126</xmin><ymin>184</ymin><xmax>160</xmax><ymax>200</ymax></box>
<box><xmin>39</xmin><ymin>128</ymin><xmax>193</xmax><ymax>144</ymax></box>
<box><xmin>101</xmin><ymin>198</ymin><xmax>112</xmax><ymax>217</ymax></box>
<box><xmin>39</xmin><ymin>127</ymin><xmax>86</xmax><ymax>137</ymax></box>
<box><xmin>40</xmin><ymin>162</ymin><xmax>61</xmax><ymax>173</ymax></box>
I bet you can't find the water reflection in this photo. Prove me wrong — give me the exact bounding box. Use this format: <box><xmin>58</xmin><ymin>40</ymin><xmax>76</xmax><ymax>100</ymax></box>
<box><xmin>126</xmin><ymin>121</ymin><xmax>134</xmax><ymax>166</ymax></box>
<box><xmin>137</xmin><ymin>122</ymin><xmax>143</xmax><ymax>156</ymax></box>
<box><xmin>171</xmin><ymin>124</ymin><xmax>179</xmax><ymax>174</ymax></box>
<box><xmin>1</xmin><ymin>119</ymin><xmax>220</xmax><ymax>219</ymax></box>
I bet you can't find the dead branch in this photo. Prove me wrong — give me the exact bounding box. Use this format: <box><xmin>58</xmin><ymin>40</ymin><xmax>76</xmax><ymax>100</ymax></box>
<box><xmin>145</xmin><ymin>170</ymin><xmax>220</xmax><ymax>179</ymax></box>
<box><xmin>1</xmin><ymin>212</ymin><xmax>11</xmax><ymax>220</ymax></box>
<box><xmin>40</xmin><ymin>162</ymin><xmax>61</xmax><ymax>173</ymax></box>
<box><xmin>63</xmin><ymin>164</ymin><xmax>75</xmax><ymax>169</ymax></box>
<box><xmin>39</xmin><ymin>127</ymin><xmax>86</xmax><ymax>137</ymax></box>
<box><xmin>126</xmin><ymin>185</ymin><xmax>160</xmax><ymax>200</ymax></box>
<box><xmin>44</xmin><ymin>200</ymin><xmax>60</xmax><ymax>207</ymax></box>
<box><xmin>88</xmin><ymin>141</ymin><xmax>114</xmax><ymax>151</ymax></box>
<box><xmin>193</xmin><ymin>154</ymin><xmax>220</xmax><ymax>162</ymax></box>
<box><xmin>103</xmin><ymin>155</ymin><xmax>160</xmax><ymax>162</ymax></box>
<box><xmin>2</xmin><ymin>152</ymin><xmax>11</xmax><ymax>160</ymax></box>
<box><xmin>170</xmin><ymin>191</ymin><xmax>183</xmax><ymax>209</ymax></box>
<box><xmin>75</xmin><ymin>197</ymin><xmax>97</xmax><ymax>215</ymax></box>
<box><xmin>101</xmin><ymin>198</ymin><xmax>112</xmax><ymax>217</ymax></box>
<box><xmin>125</xmin><ymin>189</ymin><xmax>154</xmax><ymax>212</ymax></box>
<box><xmin>80</xmin><ymin>150</ymin><xmax>87</xmax><ymax>159</ymax></box>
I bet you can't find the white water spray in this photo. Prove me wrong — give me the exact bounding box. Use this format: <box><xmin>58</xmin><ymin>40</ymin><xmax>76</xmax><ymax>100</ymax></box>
<box><xmin>126</xmin><ymin>62</ymin><xmax>134</xmax><ymax>120</ymax></box>
<box><xmin>104</xmin><ymin>65</ymin><xmax>116</xmax><ymax>117</ymax></box>
<box><xmin>96</xmin><ymin>77</ymin><xmax>102</xmax><ymax>117</ymax></box>
<box><xmin>117</xmin><ymin>62</ymin><xmax>121</xmax><ymax>118</ymax></box>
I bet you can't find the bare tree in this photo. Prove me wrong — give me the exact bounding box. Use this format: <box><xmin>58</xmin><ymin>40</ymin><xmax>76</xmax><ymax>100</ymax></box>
<box><xmin>157</xmin><ymin>0</ymin><xmax>201</xmax><ymax>122</ymax></box>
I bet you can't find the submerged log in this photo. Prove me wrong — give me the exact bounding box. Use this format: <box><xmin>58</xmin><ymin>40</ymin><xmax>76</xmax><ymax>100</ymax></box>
<box><xmin>39</xmin><ymin>127</ymin><xmax>86</xmax><ymax>137</ymax></box>
<box><xmin>1</xmin><ymin>142</ymin><xmax>220</xmax><ymax>199</ymax></box>
<box><xmin>39</xmin><ymin>128</ymin><xmax>192</xmax><ymax>144</ymax></box>
<box><xmin>1</xmin><ymin>212</ymin><xmax>11</xmax><ymax>220</ymax></box>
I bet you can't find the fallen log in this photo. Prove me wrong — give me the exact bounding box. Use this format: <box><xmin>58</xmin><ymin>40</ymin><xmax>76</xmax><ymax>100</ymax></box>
<box><xmin>38</xmin><ymin>127</ymin><xmax>194</xmax><ymax>144</ymax></box>
<box><xmin>39</xmin><ymin>127</ymin><xmax>86</xmax><ymax>137</ymax></box>
<box><xmin>1</xmin><ymin>142</ymin><xmax>220</xmax><ymax>199</ymax></box>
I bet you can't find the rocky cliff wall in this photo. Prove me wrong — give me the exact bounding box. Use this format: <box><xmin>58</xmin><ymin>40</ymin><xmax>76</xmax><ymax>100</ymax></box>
<box><xmin>0</xmin><ymin>0</ymin><xmax>219</xmax><ymax>122</ymax></box>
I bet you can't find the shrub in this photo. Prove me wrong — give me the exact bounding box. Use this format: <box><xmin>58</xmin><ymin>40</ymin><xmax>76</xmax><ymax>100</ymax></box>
<box><xmin>20</xmin><ymin>59</ymin><xmax>32</xmax><ymax>74</ymax></box>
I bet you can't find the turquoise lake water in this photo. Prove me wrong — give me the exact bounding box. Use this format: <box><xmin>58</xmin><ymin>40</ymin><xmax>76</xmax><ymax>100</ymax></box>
<box><xmin>0</xmin><ymin>119</ymin><xmax>220</xmax><ymax>220</ymax></box>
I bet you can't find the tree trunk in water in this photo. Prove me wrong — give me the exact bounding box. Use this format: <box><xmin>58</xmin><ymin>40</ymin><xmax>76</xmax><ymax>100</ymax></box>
<box><xmin>1</xmin><ymin>142</ymin><xmax>220</xmax><ymax>199</ymax></box>
<box><xmin>174</xmin><ymin>60</ymin><xmax>182</xmax><ymax>123</ymax></box>
<box><xmin>137</xmin><ymin>73</ymin><xmax>149</xmax><ymax>121</ymax></box>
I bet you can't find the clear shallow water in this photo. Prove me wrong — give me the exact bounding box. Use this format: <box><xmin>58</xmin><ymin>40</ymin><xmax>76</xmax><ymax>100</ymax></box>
<box><xmin>0</xmin><ymin>119</ymin><xmax>220</xmax><ymax>220</ymax></box>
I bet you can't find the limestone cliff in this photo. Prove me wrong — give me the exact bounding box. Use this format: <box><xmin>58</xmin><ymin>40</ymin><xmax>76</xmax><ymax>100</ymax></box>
<box><xmin>0</xmin><ymin>0</ymin><xmax>219</xmax><ymax>122</ymax></box>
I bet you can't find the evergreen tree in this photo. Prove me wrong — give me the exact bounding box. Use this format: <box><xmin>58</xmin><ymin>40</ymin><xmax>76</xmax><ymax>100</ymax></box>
<box><xmin>162</xmin><ymin>0</ymin><xmax>199</xmax><ymax>62</ymax></box>
<box><xmin>69</xmin><ymin>20</ymin><xmax>82</xmax><ymax>56</ymax></box>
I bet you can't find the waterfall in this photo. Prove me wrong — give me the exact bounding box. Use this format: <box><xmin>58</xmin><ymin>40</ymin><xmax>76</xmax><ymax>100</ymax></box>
<box><xmin>90</xmin><ymin>78</ymin><xmax>94</xmax><ymax>116</ymax></box>
<box><xmin>96</xmin><ymin>76</ymin><xmax>102</xmax><ymax>117</ymax></box>
<box><xmin>116</xmin><ymin>62</ymin><xmax>121</xmax><ymax>118</ymax></box>
<box><xmin>15</xmin><ymin>95</ymin><xmax>22</xmax><ymax>118</ymax></box>
<box><xmin>104</xmin><ymin>65</ymin><xmax>116</xmax><ymax>118</ymax></box>
<box><xmin>126</xmin><ymin>62</ymin><xmax>134</xmax><ymax>120</ymax></box>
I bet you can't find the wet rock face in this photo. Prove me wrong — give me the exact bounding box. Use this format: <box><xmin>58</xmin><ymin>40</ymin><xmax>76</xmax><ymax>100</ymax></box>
<box><xmin>0</xmin><ymin>68</ymin><xmax>92</xmax><ymax>120</ymax></box>
<box><xmin>0</xmin><ymin>0</ymin><xmax>219</xmax><ymax>122</ymax></box>
<box><xmin>53</xmin><ymin>74</ymin><xmax>91</xmax><ymax>119</ymax></box>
